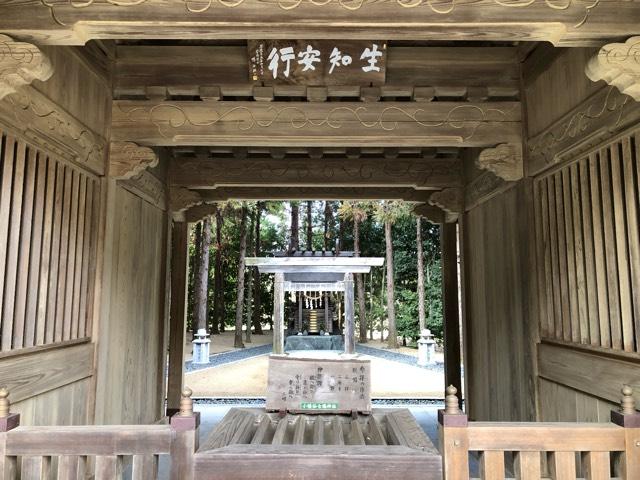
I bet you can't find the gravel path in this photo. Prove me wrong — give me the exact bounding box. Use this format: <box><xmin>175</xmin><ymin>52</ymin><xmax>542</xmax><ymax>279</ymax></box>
<box><xmin>185</xmin><ymin>343</ymin><xmax>272</xmax><ymax>373</ymax></box>
<box><xmin>186</xmin><ymin>341</ymin><xmax>447</xmax><ymax>374</ymax></box>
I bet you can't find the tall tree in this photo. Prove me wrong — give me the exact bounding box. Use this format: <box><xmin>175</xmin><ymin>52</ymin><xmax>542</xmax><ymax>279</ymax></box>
<box><xmin>306</xmin><ymin>200</ymin><xmax>313</xmax><ymax>250</ymax></box>
<box><xmin>374</xmin><ymin>201</ymin><xmax>409</xmax><ymax>349</ymax></box>
<box><xmin>193</xmin><ymin>216</ymin><xmax>212</xmax><ymax>333</ymax></box>
<box><xmin>244</xmin><ymin>207</ymin><xmax>255</xmax><ymax>344</ymax></box>
<box><xmin>234</xmin><ymin>203</ymin><xmax>249</xmax><ymax>348</ymax></box>
<box><xmin>323</xmin><ymin>201</ymin><xmax>334</xmax><ymax>250</ymax></box>
<box><xmin>252</xmin><ymin>202</ymin><xmax>264</xmax><ymax>334</ymax></box>
<box><xmin>416</xmin><ymin>216</ymin><xmax>426</xmax><ymax>332</ymax></box>
<box><xmin>289</xmin><ymin>201</ymin><xmax>299</xmax><ymax>252</ymax></box>
<box><xmin>213</xmin><ymin>205</ymin><xmax>224</xmax><ymax>334</ymax></box>
<box><xmin>338</xmin><ymin>201</ymin><xmax>369</xmax><ymax>343</ymax></box>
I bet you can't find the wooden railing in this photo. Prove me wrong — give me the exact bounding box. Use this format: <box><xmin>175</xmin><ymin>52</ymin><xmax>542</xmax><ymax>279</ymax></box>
<box><xmin>0</xmin><ymin>387</ymin><xmax>200</xmax><ymax>480</ymax></box>
<box><xmin>439</xmin><ymin>386</ymin><xmax>640</xmax><ymax>480</ymax></box>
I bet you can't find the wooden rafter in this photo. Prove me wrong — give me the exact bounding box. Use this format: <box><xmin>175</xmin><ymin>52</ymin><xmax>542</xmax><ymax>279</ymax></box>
<box><xmin>192</xmin><ymin>187</ymin><xmax>434</xmax><ymax>202</ymax></box>
<box><xmin>169</xmin><ymin>156</ymin><xmax>461</xmax><ymax>189</ymax></box>
<box><xmin>112</xmin><ymin>100</ymin><xmax>521</xmax><ymax>147</ymax></box>
<box><xmin>1</xmin><ymin>2</ymin><xmax>639</xmax><ymax>45</ymax></box>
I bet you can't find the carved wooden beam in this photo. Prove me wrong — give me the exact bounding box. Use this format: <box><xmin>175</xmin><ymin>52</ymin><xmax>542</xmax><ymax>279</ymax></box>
<box><xmin>1</xmin><ymin>2</ymin><xmax>639</xmax><ymax>46</ymax></box>
<box><xmin>527</xmin><ymin>86</ymin><xmax>640</xmax><ymax>176</ymax></box>
<box><xmin>0</xmin><ymin>35</ymin><xmax>53</xmax><ymax>100</ymax></box>
<box><xmin>119</xmin><ymin>169</ymin><xmax>167</xmax><ymax>211</ymax></box>
<box><xmin>112</xmin><ymin>100</ymin><xmax>521</xmax><ymax>148</ymax></box>
<box><xmin>586</xmin><ymin>37</ymin><xmax>640</xmax><ymax>101</ymax></box>
<box><xmin>464</xmin><ymin>170</ymin><xmax>513</xmax><ymax>212</ymax></box>
<box><xmin>428</xmin><ymin>188</ymin><xmax>463</xmax><ymax>222</ymax></box>
<box><xmin>109</xmin><ymin>142</ymin><xmax>158</xmax><ymax>179</ymax></box>
<box><xmin>195</xmin><ymin>187</ymin><xmax>432</xmax><ymax>202</ymax></box>
<box><xmin>169</xmin><ymin>157</ymin><xmax>462</xmax><ymax>189</ymax></box>
<box><xmin>477</xmin><ymin>143</ymin><xmax>522</xmax><ymax>182</ymax></box>
<box><xmin>0</xmin><ymin>85</ymin><xmax>107</xmax><ymax>175</ymax></box>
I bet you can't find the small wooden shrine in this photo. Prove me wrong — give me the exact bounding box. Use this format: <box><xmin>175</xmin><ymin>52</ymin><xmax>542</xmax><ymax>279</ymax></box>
<box><xmin>246</xmin><ymin>252</ymin><xmax>384</xmax><ymax>355</ymax></box>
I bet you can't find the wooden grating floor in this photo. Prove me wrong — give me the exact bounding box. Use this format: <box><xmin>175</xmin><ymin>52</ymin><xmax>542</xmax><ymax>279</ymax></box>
<box><xmin>194</xmin><ymin>408</ymin><xmax>442</xmax><ymax>480</ymax></box>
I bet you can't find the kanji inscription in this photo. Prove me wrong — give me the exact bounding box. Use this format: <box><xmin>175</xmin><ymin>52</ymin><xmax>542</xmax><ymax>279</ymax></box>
<box><xmin>266</xmin><ymin>356</ymin><xmax>372</xmax><ymax>413</ymax></box>
<box><xmin>248</xmin><ymin>40</ymin><xmax>386</xmax><ymax>85</ymax></box>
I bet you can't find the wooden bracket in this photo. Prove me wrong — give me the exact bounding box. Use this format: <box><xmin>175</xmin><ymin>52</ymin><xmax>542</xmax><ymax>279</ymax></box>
<box><xmin>586</xmin><ymin>37</ymin><xmax>640</xmax><ymax>101</ymax></box>
<box><xmin>170</xmin><ymin>187</ymin><xmax>203</xmax><ymax>218</ymax></box>
<box><xmin>428</xmin><ymin>188</ymin><xmax>463</xmax><ymax>222</ymax></box>
<box><xmin>477</xmin><ymin>143</ymin><xmax>523</xmax><ymax>181</ymax></box>
<box><xmin>109</xmin><ymin>141</ymin><xmax>158</xmax><ymax>180</ymax></box>
<box><xmin>0</xmin><ymin>34</ymin><xmax>53</xmax><ymax>100</ymax></box>
<box><xmin>185</xmin><ymin>202</ymin><xmax>218</xmax><ymax>223</ymax></box>
<box><xmin>413</xmin><ymin>202</ymin><xmax>446</xmax><ymax>225</ymax></box>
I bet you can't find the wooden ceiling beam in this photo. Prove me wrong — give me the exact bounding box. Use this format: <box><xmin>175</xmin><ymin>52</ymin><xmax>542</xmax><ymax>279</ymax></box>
<box><xmin>1</xmin><ymin>2</ymin><xmax>638</xmax><ymax>46</ymax></box>
<box><xmin>169</xmin><ymin>156</ymin><xmax>461</xmax><ymax>189</ymax></box>
<box><xmin>193</xmin><ymin>187</ymin><xmax>433</xmax><ymax>202</ymax></box>
<box><xmin>113</xmin><ymin>46</ymin><xmax>519</xmax><ymax>96</ymax></box>
<box><xmin>111</xmin><ymin>100</ymin><xmax>521</xmax><ymax>147</ymax></box>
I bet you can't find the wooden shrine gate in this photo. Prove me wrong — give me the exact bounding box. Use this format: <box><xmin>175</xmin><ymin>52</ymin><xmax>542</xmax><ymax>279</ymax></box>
<box><xmin>1</xmin><ymin>386</ymin><xmax>639</xmax><ymax>479</ymax></box>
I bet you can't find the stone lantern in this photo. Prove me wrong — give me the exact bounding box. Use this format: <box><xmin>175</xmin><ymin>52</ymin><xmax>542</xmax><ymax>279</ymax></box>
<box><xmin>192</xmin><ymin>328</ymin><xmax>211</xmax><ymax>364</ymax></box>
<box><xmin>417</xmin><ymin>328</ymin><xmax>436</xmax><ymax>367</ymax></box>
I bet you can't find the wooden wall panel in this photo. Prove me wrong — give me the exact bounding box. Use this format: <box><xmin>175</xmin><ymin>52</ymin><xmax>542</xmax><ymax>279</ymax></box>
<box><xmin>33</xmin><ymin>46</ymin><xmax>111</xmax><ymax>138</ymax></box>
<box><xmin>94</xmin><ymin>184</ymin><xmax>168</xmax><ymax>425</ymax></box>
<box><xmin>0</xmin><ymin>134</ymin><xmax>100</xmax><ymax>352</ymax></box>
<box><xmin>462</xmin><ymin>182</ymin><xmax>536</xmax><ymax>422</ymax></box>
<box><xmin>11</xmin><ymin>378</ymin><xmax>90</xmax><ymax>426</ymax></box>
<box><xmin>534</xmin><ymin>131</ymin><xmax>640</xmax><ymax>353</ymax></box>
<box><xmin>524</xmin><ymin>48</ymin><xmax>602</xmax><ymax>138</ymax></box>
<box><xmin>525</xmin><ymin>46</ymin><xmax>640</xmax><ymax>422</ymax></box>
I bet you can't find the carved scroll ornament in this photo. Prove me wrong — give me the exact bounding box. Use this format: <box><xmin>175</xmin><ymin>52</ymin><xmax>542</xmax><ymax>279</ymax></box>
<box><xmin>428</xmin><ymin>187</ymin><xmax>463</xmax><ymax>221</ymax></box>
<box><xmin>586</xmin><ymin>37</ymin><xmax>640</xmax><ymax>101</ymax></box>
<box><xmin>109</xmin><ymin>142</ymin><xmax>158</xmax><ymax>179</ymax></box>
<box><xmin>477</xmin><ymin>143</ymin><xmax>522</xmax><ymax>182</ymax></box>
<box><xmin>170</xmin><ymin>187</ymin><xmax>203</xmax><ymax>214</ymax></box>
<box><xmin>0</xmin><ymin>35</ymin><xmax>53</xmax><ymax>100</ymax></box>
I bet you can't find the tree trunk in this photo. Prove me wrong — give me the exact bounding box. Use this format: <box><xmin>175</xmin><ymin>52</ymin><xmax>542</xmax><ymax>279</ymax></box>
<box><xmin>252</xmin><ymin>202</ymin><xmax>264</xmax><ymax>334</ymax></box>
<box><xmin>245</xmin><ymin>209</ymin><xmax>255</xmax><ymax>344</ymax></box>
<box><xmin>289</xmin><ymin>202</ymin><xmax>299</xmax><ymax>252</ymax></box>
<box><xmin>306</xmin><ymin>200</ymin><xmax>313</xmax><ymax>250</ymax></box>
<box><xmin>234</xmin><ymin>204</ymin><xmax>249</xmax><ymax>348</ymax></box>
<box><xmin>354</xmin><ymin>219</ymin><xmax>367</xmax><ymax>343</ymax></box>
<box><xmin>385</xmin><ymin>220</ymin><xmax>398</xmax><ymax>349</ymax></box>
<box><xmin>416</xmin><ymin>216</ymin><xmax>426</xmax><ymax>332</ymax></box>
<box><xmin>213</xmin><ymin>206</ymin><xmax>224</xmax><ymax>334</ymax></box>
<box><xmin>194</xmin><ymin>217</ymin><xmax>212</xmax><ymax>333</ymax></box>
<box><xmin>323</xmin><ymin>201</ymin><xmax>333</xmax><ymax>250</ymax></box>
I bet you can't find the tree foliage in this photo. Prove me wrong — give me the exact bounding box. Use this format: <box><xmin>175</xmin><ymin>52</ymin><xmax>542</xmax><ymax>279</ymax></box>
<box><xmin>186</xmin><ymin>200</ymin><xmax>444</xmax><ymax>346</ymax></box>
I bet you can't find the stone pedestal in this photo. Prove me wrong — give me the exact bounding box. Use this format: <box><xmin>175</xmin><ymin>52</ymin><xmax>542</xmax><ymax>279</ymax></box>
<box><xmin>417</xmin><ymin>329</ymin><xmax>436</xmax><ymax>367</ymax></box>
<box><xmin>192</xmin><ymin>328</ymin><xmax>211</xmax><ymax>364</ymax></box>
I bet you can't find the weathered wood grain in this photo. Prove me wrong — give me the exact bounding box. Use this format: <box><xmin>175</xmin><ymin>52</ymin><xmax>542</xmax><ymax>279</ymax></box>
<box><xmin>2</xmin><ymin>1</ymin><xmax>639</xmax><ymax>46</ymax></box>
<box><xmin>538</xmin><ymin>342</ymin><xmax>640</xmax><ymax>406</ymax></box>
<box><xmin>0</xmin><ymin>342</ymin><xmax>93</xmax><ymax>403</ymax></box>
<box><xmin>112</xmin><ymin>100</ymin><xmax>521</xmax><ymax>148</ymax></box>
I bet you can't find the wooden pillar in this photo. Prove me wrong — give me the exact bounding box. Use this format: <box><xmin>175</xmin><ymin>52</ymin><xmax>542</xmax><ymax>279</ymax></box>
<box><xmin>273</xmin><ymin>273</ymin><xmax>285</xmax><ymax>354</ymax></box>
<box><xmin>324</xmin><ymin>292</ymin><xmax>330</xmax><ymax>332</ymax></box>
<box><xmin>167</xmin><ymin>221</ymin><xmax>189</xmax><ymax>414</ymax></box>
<box><xmin>297</xmin><ymin>292</ymin><xmax>303</xmax><ymax>332</ymax></box>
<box><xmin>442</xmin><ymin>222</ymin><xmax>462</xmax><ymax>407</ymax></box>
<box><xmin>344</xmin><ymin>273</ymin><xmax>355</xmax><ymax>354</ymax></box>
